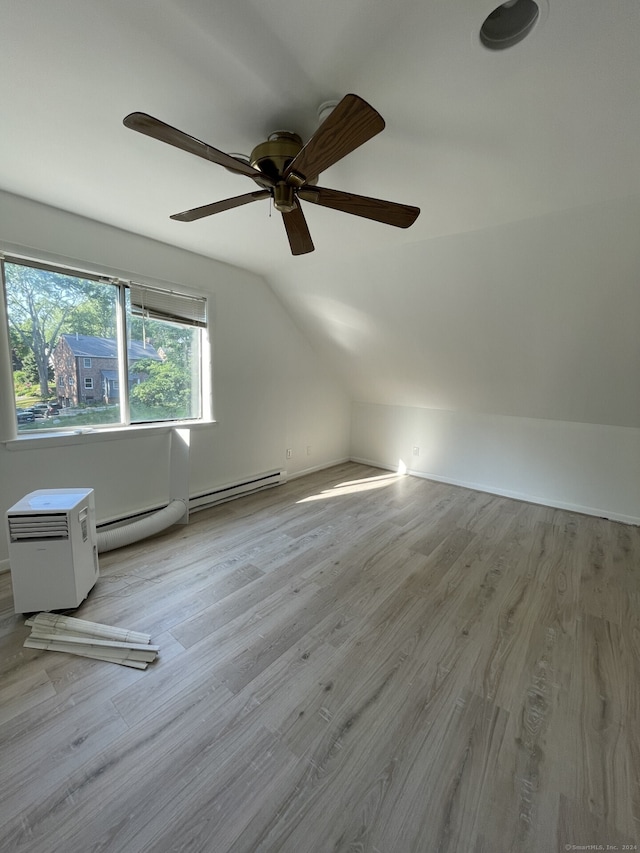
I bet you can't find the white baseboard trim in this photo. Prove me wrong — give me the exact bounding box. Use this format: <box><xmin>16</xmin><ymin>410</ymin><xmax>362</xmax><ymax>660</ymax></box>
<box><xmin>287</xmin><ymin>457</ymin><xmax>351</xmax><ymax>481</ymax></box>
<box><xmin>349</xmin><ymin>456</ymin><xmax>398</xmax><ymax>473</ymax></box>
<box><xmin>0</xmin><ymin>558</ymin><xmax>9</xmax><ymax>575</ymax></box>
<box><xmin>349</xmin><ymin>456</ymin><xmax>640</xmax><ymax>526</ymax></box>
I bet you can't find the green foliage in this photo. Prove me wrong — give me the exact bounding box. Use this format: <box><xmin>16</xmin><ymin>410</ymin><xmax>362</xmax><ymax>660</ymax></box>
<box><xmin>128</xmin><ymin>315</ymin><xmax>192</xmax><ymax>366</ymax></box>
<box><xmin>12</xmin><ymin>369</ymin><xmax>34</xmax><ymax>399</ymax></box>
<box><xmin>72</xmin><ymin>283</ymin><xmax>118</xmax><ymax>337</ymax></box>
<box><xmin>6</xmin><ymin>262</ymin><xmax>114</xmax><ymax>398</ymax></box>
<box><xmin>10</xmin><ymin>326</ymin><xmax>29</xmax><ymax>370</ymax></box>
<box><xmin>7</xmin><ymin>261</ymin><xmax>198</xmax><ymax>425</ymax></box>
<box><xmin>21</xmin><ymin>349</ymin><xmax>52</xmax><ymax>385</ymax></box>
<box><xmin>130</xmin><ymin>358</ymin><xmax>191</xmax><ymax>413</ymax></box>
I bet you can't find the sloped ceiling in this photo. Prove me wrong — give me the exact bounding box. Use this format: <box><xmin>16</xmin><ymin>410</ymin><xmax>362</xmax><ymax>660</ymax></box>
<box><xmin>1</xmin><ymin>0</ymin><xmax>640</xmax><ymax>426</ymax></box>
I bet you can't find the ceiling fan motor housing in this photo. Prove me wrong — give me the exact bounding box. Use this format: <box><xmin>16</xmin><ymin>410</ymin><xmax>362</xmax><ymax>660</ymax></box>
<box><xmin>250</xmin><ymin>131</ymin><xmax>302</xmax><ymax>182</ymax></box>
<box><xmin>250</xmin><ymin>131</ymin><xmax>309</xmax><ymax>212</ymax></box>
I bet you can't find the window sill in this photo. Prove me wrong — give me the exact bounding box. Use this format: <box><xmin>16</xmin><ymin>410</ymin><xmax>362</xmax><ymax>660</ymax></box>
<box><xmin>4</xmin><ymin>419</ymin><xmax>216</xmax><ymax>450</ymax></box>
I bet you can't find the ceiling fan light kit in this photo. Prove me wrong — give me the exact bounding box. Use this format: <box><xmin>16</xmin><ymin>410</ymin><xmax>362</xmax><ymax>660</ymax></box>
<box><xmin>316</xmin><ymin>100</ymin><xmax>340</xmax><ymax>126</ymax></box>
<box><xmin>123</xmin><ymin>94</ymin><xmax>420</xmax><ymax>256</ymax></box>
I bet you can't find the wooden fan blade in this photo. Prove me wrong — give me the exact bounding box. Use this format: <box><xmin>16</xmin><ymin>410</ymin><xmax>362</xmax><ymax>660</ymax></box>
<box><xmin>123</xmin><ymin>112</ymin><xmax>273</xmax><ymax>185</ymax></box>
<box><xmin>282</xmin><ymin>202</ymin><xmax>314</xmax><ymax>255</ymax></box>
<box><xmin>283</xmin><ymin>94</ymin><xmax>384</xmax><ymax>185</ymax></box>
<box><xmin>170</xmin><ymin>190</ymin><xmax>271</xmax><ymax>222</ymax></box>
<box><xmin>298</xmin><ymin>185</ymin><xmax>420</xmax><ymax>229</ymax></box>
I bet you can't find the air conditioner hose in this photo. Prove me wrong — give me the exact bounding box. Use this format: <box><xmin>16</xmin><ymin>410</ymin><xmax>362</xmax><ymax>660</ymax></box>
<box><xmin>97</xmin><ymin>499</ymin><xmax>187</xmax><ymax>553</ymax></box>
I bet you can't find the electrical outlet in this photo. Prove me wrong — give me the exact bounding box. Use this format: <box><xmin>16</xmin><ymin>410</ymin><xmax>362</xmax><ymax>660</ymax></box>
<box><xmin>286</xmin><ymin>448</ymin><xmax>292</xmax><ymax>459</ymax></box>
<box><xmin>413</xmin><ymin>446</ymin><xmax>420</xmax><ymax>456</ymax></box>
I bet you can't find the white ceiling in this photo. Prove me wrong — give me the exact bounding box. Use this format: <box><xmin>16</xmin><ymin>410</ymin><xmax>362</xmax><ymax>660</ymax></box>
<box><xmin>2</xmin><ymin>0</ymin><xmax>640</xmax><ymax>425</ymax></box>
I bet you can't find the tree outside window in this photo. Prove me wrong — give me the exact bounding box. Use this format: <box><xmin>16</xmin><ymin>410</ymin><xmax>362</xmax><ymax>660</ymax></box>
<box><xmin>3</xmin><ymin>258</ymin><xmax>206</xmax><ymax>432</ymax></box>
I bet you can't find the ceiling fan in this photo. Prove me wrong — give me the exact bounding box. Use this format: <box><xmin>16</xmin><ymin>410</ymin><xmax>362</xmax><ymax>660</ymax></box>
<box><xmin>123</xmin><ymin>94</ymin><xmax>420</xmax><ymax>256</ymax></box>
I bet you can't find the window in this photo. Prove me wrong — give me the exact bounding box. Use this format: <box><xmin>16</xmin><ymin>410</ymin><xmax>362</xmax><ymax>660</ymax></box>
<box><xmin>2</xmin><ymin>256</ymin><xmax>208</xmax><ymax>434</ymax></box>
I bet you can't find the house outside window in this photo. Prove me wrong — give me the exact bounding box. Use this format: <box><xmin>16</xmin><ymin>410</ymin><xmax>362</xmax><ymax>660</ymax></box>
<box><xmin>2</xmin><ymin>256</ymin><xmax>209</xmax><ymax>433</ymax></box>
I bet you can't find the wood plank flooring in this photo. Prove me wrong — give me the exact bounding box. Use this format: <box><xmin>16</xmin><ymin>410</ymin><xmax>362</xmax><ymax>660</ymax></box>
<box><xmin>1</xmin><ymin>462</ymin><xmax>639</xmax><ymax>852</ymax></box>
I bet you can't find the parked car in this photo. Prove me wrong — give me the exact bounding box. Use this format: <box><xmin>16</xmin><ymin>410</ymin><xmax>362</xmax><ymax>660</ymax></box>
<box><xmin>16</xmin><ymin>409</ymin><xmax>35</xmax><ymax>424</ymax></box>
<box><xmin>45</xmin><ymin>403</ymin><xmax>60</xmax><ymax>417</ymax></box>
<box><xmin>30</xmin><ymin>402</ymin><xmax>48</xmax><ymax>419</ymax></box>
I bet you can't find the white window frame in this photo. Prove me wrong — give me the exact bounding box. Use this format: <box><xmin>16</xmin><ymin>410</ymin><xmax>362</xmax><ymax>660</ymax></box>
<box><xmin>84</xmin><ymin>377</ymin><xmax>94</xmax><ymax>390</ymax></box>
<box><xmin>83</xmin><ymin>357</ymin><xmax>92</xmax><ymax>368</ymax></box>
<box><xmin>0</xmin><ymin>250</ymin><xmax>213</xmax><ymax>443</ymax></box>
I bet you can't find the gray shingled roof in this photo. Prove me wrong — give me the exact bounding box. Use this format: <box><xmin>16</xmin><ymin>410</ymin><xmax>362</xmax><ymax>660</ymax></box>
<box><xmin>57</xmin><ymin>334</ymin><xmax>161</xmax><ymax>361</ymax></box>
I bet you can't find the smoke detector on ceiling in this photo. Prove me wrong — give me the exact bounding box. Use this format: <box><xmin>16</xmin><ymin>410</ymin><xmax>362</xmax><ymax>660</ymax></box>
<box><xmin>480</xmin><ymin>0</ymin><xmax>544</xmax><ymax>50</ymax></box>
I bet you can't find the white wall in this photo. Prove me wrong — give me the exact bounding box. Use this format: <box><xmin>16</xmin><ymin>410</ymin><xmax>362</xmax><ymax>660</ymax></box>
<box><xmin>352</xmin><ymin>401</ymin><xmax>640</xmax><ymax>524</ymax></box>
<box><xmin>268</xmin><ymin>194</ymin><xmax>640</xmax><ymax>525</ymax></box>
<box><xmin>0</xmin><ymin>191</ymin><xmax>351</xmax><ymax>566</ymax></box>
<box><xmin>274</xmin><ymin>193</ymin><xmax>640</xmax><ymax>429</ymax></box>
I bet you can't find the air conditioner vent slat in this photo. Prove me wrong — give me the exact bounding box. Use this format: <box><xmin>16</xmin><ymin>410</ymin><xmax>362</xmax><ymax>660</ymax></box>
<box><xmin>8</xmin><ymin>513</ymin><xmax>69</xmax><ymax>541</ymax></box>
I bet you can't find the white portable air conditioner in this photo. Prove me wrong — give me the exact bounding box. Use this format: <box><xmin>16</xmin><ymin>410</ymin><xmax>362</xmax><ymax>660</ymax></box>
<box><xmin>7</xmin><ymin>488</ymin><xmax>99</xmax><ymax>613</ymax></box>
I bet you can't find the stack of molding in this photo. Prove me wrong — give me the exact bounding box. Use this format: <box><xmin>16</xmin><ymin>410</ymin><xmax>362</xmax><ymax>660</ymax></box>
<box><xmin>24</xmin><ymin>612</ymin><xmax>159</xmax><ymax>669</ymax></box>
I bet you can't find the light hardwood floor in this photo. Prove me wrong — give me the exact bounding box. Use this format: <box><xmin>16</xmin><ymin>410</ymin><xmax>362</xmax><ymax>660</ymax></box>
<box><xmin>1</xmin><ymin>462</ymin><xmax>639</xmax><ymax>852</ymax></box>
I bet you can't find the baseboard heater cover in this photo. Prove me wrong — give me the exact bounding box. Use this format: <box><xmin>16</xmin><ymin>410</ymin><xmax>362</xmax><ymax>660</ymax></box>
<box><xmin>90</xmin><ymin>470</ymin><xmax>285</xmax><ymax>554</ymax></box>
<box><xmin>96</xmin><ymin>470</ymin><xmax>287</xmax><ymax>532</ymax></box>
<box><xmin>189</xmin><ymin>470</ymin><xmax>286</xmax><ymax>511</ymax></box>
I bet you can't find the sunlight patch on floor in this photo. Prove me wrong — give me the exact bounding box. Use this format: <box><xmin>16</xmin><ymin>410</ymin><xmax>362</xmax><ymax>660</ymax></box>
<box><xmin>296</xmin><ymin>468</ymin><xmax>406</xmax><ymax>503</ymax></box>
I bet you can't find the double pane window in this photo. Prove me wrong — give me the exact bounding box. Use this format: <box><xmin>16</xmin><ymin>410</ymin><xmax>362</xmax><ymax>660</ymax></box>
<box><xmin>2</xmin><ymin>257</ymin><xmax>207</xmax><ymax>433</ymax></box>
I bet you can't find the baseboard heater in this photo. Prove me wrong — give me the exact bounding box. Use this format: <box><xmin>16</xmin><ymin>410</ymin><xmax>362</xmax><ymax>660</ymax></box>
<box><xmin>189</xmin><ymin>469</ymin><xmax>286</xmax><ymax>512</ymax></box>
<box><xmin>91</xmin><ymin>470</ymin><xmax>286</xmax><ymax>554</ymax></box>
<box><xmin>96</xmin><ymin>469</ymin><xmax>287</xmax><ymax>531</ymax></box>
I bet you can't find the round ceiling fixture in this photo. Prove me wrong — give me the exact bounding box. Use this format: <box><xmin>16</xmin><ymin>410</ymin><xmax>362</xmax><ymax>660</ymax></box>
<box><xmin>480</xmin><ymin>0</ymin><xmax>540</xmax><ymax>50</ymax></box>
